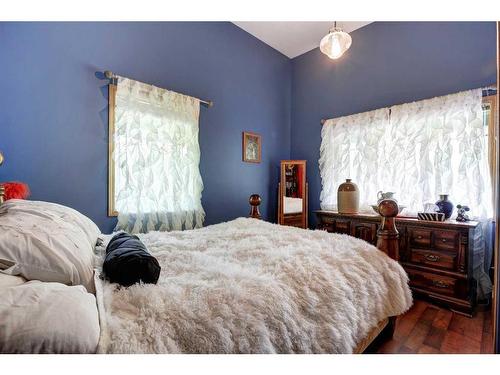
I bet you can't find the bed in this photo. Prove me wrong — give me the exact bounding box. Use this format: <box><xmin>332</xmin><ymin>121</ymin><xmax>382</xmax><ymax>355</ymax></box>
<box><xmin>0</xmin><ymin>192</ymin><xmax>412</xmax><ymax>354</ymax></box>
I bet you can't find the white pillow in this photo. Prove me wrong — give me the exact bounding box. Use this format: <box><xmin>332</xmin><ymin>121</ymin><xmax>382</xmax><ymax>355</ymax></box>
<box><xmin>0</xmin><ymin>273</ymin><xmax>25</xmax><ymax>288</ymax></box>
<box><xmin>0</xmin><ymin>199</ymin><xmax>100</xmax><ymax>246</ymax></box>
<box><xmin>0</xmin><ymin>281</ymin><xmax>99</xmax><ymax>353</ymax></box>
<box><xmin>0</xmin><ymin>200</ymin><xmax>98</xmax><ymax>292</ymax></box>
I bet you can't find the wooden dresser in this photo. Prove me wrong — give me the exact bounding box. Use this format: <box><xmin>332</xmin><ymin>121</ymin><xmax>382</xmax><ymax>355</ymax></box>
<box><xmin>315</xmin><ymin>210</ymin><xmax>480</xmax><ymax>315</ymax></box>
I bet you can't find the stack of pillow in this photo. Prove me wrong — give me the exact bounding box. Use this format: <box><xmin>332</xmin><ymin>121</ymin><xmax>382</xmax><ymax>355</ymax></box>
<box><xmin>0</xmin><ymin>199</ymin><xmax>101</xmax><ymax>353</ymax></box>
<box><xmin>0</xmin><ymin>199</ymin><xmax>100</xmax><ymax>292</ymax></box>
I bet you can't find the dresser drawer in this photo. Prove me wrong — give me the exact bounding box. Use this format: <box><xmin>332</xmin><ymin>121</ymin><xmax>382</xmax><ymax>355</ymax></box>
<box><xmin>319</xmin><ymin>215</ymin><xmax>335</xmax><ymax>224</ymax></box>
<box><xmin>409</xmin><ymin>229</ymin><xmax>432</xmax><ymax>248</ymax></box>
<box><xmin>334</xmin><ymin>220</ymin><xmax>351</xmax><ymax>235</ymax></box>
<box><xmin>410</xmin><ymin>249</ymin><xmax>457</xmax><ymax>271</ymax></box>
<box><xmin>433</xmin><ymin>230</ymin><xmax>459</xmax><ymax>252</ymax></box>
<box><xmin>406</xmin><ymin>269</ymin><xmax>457</xmax><ymax>297</ymax></box>
<box><xmin>352</xmin><ymin>222</ymin><xmax>377</xmax><ymax>244</ymax></box>
<box><xmin>316</xmin><ymin>216</ymin><xmax>351</xmax><ymax>234</ymax></box>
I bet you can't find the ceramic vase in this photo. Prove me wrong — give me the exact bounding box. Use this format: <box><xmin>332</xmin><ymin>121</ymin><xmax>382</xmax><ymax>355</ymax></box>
<box><xmin>337</xmin><ymin>179</ymin><xmax>359</xmax><ymax>214</ymax></box>
<box><xmin>435</xmin><ymin>194</ymin><xmax>454</xmax><ymax>219</ymax></box>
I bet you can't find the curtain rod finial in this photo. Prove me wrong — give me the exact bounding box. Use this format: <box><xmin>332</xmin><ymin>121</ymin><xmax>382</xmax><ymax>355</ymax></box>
<box><xmin>104</xmin><ymin>70</ymin><xmax>114</xmax><ymax>79</ymax></box>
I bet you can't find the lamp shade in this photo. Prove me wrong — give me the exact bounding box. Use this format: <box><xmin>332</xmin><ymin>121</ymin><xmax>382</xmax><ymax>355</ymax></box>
<box><xmin>320</xmin><ymin>28</ymin><xmax>352</xmax><ymax>59</ymax></box>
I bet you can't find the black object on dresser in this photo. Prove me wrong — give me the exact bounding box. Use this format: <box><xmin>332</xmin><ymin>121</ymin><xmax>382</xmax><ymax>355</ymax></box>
<box><xmin>315</xmin><ymin>210</ymin><xmax>480</xmax><ymax>315</ymax></box>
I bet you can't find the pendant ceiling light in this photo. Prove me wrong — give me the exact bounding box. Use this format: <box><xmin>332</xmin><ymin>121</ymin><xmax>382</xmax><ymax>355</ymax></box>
<box><xmin>320</xmin><ymin>22</ymin><xmax>352</xmax><ymax>59</ymax></box>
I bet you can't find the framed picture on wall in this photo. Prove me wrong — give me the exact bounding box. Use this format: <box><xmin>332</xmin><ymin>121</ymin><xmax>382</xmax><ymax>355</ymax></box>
<box><xmin>242</xmin><ymin>131</ymin><xmax>261</xmax><ymax>163</ymax></box>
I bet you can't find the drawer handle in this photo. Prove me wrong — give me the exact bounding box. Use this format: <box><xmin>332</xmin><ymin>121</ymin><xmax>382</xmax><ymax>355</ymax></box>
<box><xmin>441</xmin><ymin>238</ymin><xmax>447</xmax><ymax>243</ymax></box>
<box><xmin>432</xmin><ymin>280</ymin><xmax>450</xmax><ymax>289</ymax></box>
<box><xmin>417</xmin><ymin>235</ymin><xmax>423</xmax><ymax>240</ymax></box>
<box><xmin>424</xmin><ymin>254</ymin><xmax>440</xmax><ymax>262</ymax></box>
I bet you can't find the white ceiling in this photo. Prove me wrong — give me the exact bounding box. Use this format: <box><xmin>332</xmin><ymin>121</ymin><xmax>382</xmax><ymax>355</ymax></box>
<box><xmin>233</xmin><ymin>22</ymin><xmax>372</xmax><ymax>58</ymax></box>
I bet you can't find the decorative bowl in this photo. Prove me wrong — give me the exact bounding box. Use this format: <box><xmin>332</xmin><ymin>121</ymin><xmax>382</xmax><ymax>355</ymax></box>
<box><xmin>417</xmin><ymin>212</ymin><xmax>445</xmax><ymax>222</ymax></box>
<box><xmin>371</xmin><ymin>204</ymin><xmax>406</xmax><ymax>215</ymax></box>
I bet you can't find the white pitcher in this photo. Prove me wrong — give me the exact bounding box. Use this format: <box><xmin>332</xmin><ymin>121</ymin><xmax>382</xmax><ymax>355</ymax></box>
<box><xmin>377</xmin><ymin>191</ymin><xmax>396</xmax><ymax>203</ymax></box>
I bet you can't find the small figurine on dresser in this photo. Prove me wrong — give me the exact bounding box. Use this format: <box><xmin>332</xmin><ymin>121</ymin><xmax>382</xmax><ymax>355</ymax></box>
<box><xmin>456</xmin><ymin>204</ymin><xmax>470</xmax><ymax>222</ymax></box>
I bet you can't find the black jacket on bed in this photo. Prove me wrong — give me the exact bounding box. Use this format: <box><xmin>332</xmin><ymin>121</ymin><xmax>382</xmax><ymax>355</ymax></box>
<box><xmin>103</xmin><ymin>232</ymin><xmax>161</xmax><ymax>287</ymax></box>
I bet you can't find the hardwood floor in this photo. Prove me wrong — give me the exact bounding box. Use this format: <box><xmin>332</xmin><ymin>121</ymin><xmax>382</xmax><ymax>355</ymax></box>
<box><xmin>376</xmin><ymin>300</ymin><xmax>494</xmax><ymax>354</ymax></box>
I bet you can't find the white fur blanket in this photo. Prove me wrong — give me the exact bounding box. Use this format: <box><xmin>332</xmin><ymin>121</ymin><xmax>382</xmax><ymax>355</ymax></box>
<box><xmin>95</xmin><ymin>218</ymin><xmax>412</xmax><ymax>353</ymax></box>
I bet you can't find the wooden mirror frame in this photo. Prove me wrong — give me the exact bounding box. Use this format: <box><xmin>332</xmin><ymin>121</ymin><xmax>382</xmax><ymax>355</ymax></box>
<box><xmin>278</xmin><ymin>160</ymin><xmax>308</xmax><ymax>229</ymax></box>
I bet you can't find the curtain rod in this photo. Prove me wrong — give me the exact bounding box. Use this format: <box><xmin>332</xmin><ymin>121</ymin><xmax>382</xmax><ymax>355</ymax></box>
<box><xmin>320</xmin><ymin>86</ymin><xmax>497</xmax><ymax>125</ymax></box>
<box><xmin>103</xmin><ymin>71</ymin><xmax>214</xmax><ymax>108</ymax></box>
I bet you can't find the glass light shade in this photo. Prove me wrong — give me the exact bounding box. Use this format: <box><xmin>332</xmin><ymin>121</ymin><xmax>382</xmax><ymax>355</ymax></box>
<box><xmin>320</xmin><ymin>28</ymin><xmax>352</xmax><ymax>59</ymax></box>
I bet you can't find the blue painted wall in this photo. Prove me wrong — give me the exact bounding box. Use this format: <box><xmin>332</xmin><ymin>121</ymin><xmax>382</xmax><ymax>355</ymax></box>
<box><xmin>0</xmin><ymin>22</ymin><xmax>497</xmax><ymax>233</ymax></box>
<box><xmin>290</xmin><ymin>22</ymin><xmax>497</xmax><ymax>227</ymax></box>
<box><xmin>0</xmin><ymin>22</ymin><xmax>291</xmax><ymax>233</ymax></box>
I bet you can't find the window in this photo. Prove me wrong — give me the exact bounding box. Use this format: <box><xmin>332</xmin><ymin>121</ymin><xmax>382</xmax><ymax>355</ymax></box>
<box><xmin>319</xmin><ymin>88</ymin><xmax>493</xmax><ymax>219</ymax></box>
<box><xmin>108</xmin><ymin>77</ymin><xmax>205</xmax><ymax>233</ymax></box>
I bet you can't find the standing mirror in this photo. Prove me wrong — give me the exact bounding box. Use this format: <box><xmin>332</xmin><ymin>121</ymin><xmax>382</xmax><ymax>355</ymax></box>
<box><xmin>278</xmin><ymin>160</ymin><xmax>308</xmax><ymax>228</ymax></box>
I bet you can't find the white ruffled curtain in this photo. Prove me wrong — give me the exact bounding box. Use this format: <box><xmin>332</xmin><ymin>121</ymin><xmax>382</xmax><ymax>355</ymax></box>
<box><xmin>319</xmin><ymin>88</ymin><xmax>493</xmax><ymax>298</ymax></box>
<box><xmin>113</xmin><ymin>77</ymin><xmax>205</xmax><ymax>233</ymax></box>
<box><xmin>320</xmin><ymin>88</ymin><xmax>492</xmax><ymax>218</ymax></box>
<box><xmin>320</xmin><ymin>108</ymin><xmax>390</xmax><ymax>212</ymax></box>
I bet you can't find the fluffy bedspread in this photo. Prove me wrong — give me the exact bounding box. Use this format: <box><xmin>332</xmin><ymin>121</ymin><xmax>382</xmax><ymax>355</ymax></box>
<box><xmin>95</xmin><ymin>218</ymin><xmax>412</xmax><ymax>354</ymax></box>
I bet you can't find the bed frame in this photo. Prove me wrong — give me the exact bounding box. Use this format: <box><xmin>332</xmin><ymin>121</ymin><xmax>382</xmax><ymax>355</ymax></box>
<box><xmin>249</xmin><ymin>194</ymin><xmax>401</xmax><ymax>352</ymax></box>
